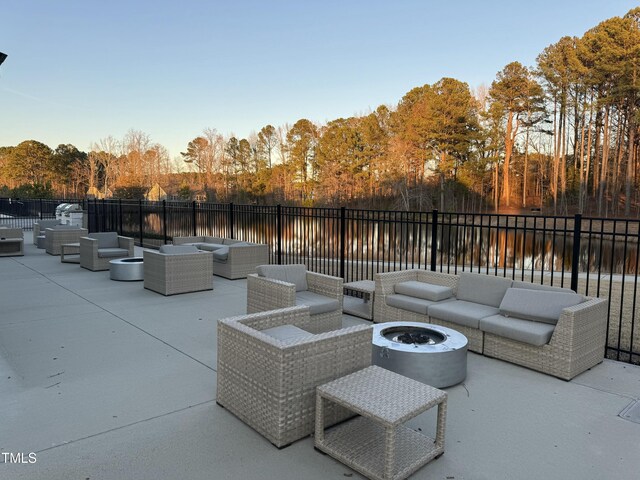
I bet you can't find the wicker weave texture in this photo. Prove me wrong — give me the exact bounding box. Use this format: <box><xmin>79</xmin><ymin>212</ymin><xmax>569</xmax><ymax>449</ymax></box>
<box><xmin>246</xmin><ymin>271</ymin><xmax>343</xmax><ymax>333</ymax></box>
<box><xmin>483</xmin><ymin>297</ymin><xmax>608</xmax><ymax>380</ymax></box>
<box><xmin>143</xmin><ymin>250</ymin><xmax>213</xmax><ymax>295</ymax></box>
<box><xmin>79</xmin><ymin>235</ymin><xmax>134</xmax><ymax>271</ymax></box>
<box><xmin>315</xmin><ymin>366</ymin><xmax>447</xmax><ymax>480</ymax></box>
<box><xmin>45</xmin><ymin>228</ymin><xmax>88</xmax><ymax>255</ymax></box>
<box><xmin>216</xmin><ymin>306</ymin><xmax>372</xmax><ymax>448</ymax></box>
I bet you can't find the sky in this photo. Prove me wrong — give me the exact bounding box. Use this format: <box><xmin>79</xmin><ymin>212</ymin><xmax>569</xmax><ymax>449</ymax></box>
<box><xmin>1</xmin><ymin>0</ymin><xmax>638</xmax><ymax>162</ymax></box>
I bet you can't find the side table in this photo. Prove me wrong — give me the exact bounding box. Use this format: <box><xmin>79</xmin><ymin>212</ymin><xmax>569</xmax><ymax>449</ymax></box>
<box><xmin>315</xmin><ymin>365</ymin><xmax>446</xmax><ymax>480</ymax></box>
<box><xmin>60</xmin><ymin>242</ymin><xmax>80</xmax><ymax>263</ymax></box>
<box><xmin>343</xmin><ymin>280</ymin><xmax>375</xmax><ymax>320</ymax></box>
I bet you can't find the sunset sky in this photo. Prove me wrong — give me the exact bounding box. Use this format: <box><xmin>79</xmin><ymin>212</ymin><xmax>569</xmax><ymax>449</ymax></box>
<box><xmin>1</xmin><ymin>0</ymin><xmax>637</xmax><ymax>160</ymax></box>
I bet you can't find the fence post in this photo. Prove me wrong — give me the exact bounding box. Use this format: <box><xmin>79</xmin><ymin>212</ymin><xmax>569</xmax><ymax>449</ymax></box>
<box><xmin>430</xmin><ymin>209</ymin><xmax>439</xmax><ymax>271</ymax></box>
<box><xmin>228</xmin><ymin>202</ymin><xmax>234</xmax><ymax>239</ymax></box>
<box><xmin>138</xmin><ymin>199</ymin><xmax>144</xmax><ymax>248</ymax></box>
<box><xmin>192</xmin><ymin>201</ymin><xmax>197</xmax><ymax>236</ymax></box>
<box><xmin>162</xmin><ymin>200</ymin><xmax>168</xmax><ymax>244</ymax></box>
<box><xmin>39</xmin><ymin>198</ymin><xmax>43</xmax><ymax>220</ymax></box>
<box><xmin>571</xmin><ymin>213</ymin><xmax>582</xmax><ymax>292</ymax></box>
<box><xmin>340</xmin><ymin>206</ymin><xmax>346</xmax><ymax>279</ymax></box>
<box><xmin>276</xmin><ymin>204</ymin><xmax>282</xmax><ymax>265</ymax></box>
<box><xmin>118</xmin><ymin>199</ymin><xmax>123</xmax><ymax>235</ymax></box>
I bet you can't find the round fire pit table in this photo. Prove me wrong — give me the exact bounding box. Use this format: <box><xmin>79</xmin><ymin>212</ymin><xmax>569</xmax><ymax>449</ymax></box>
<box><xmin>372</xmin><ymin>322</ymin><xmax>467</xmax><ymax>388</ymax></box>
<box><xmin>109</xmin><ymin>257</ymin><xmax>144</xmax><ymax>281</ymax></box>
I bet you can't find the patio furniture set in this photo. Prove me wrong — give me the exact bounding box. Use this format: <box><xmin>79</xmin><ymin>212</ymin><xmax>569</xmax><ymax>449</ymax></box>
<box><xmin>6</xmin><ymin>224</ymin><xmax>609</xmax><ymax>479</ymax></box>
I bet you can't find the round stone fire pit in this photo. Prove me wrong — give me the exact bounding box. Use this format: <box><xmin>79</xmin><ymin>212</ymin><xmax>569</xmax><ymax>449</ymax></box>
<box><xmin>372</xmin><ymin>322</ymin><xmax>467</xmax><ymax>388</ymax></box>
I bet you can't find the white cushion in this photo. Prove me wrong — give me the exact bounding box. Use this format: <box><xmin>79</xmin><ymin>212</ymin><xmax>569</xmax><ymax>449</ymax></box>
<box><xmin>159</xmin><ymin>245</ymin><xmax>199</xmax><ymax>255</ymax></box>
<box><xmin>480</xmin><ymin>314</ymin><xmax>556</xmax><ymax>346</ymax></box>
<box><xmin>428</xmin><ymin>299</ymin><xmax>500</xmax><ymax>329</ymax></box>
<box><xmin>499</xmin><ymin>288</ymin><xmax>584</xmax><ymax>325</ymax></box>
<box><xmin>261</xmin><ymin>324</ymin><xmax>312</xmax><ymax>344</ymax></box>
<box><xmin>394</xmin><ymin>281</ymin><xmax>453</xmax><ymax>302</ymax></box>
<box><xmin>256</xmin><ymin>264</ymin><xmax>308</xmax><ymax>292</ymax></box>
<box><xmin>456</xmin><ymin>272</ymin><xmax>512</xmax><ymax>307</ymax></box>
<box><xmin>89</xmin><ymin>232</ymin><xmax>119</xmax><ymax>248</ymax></box>
<box><xmin>295</xmin><ymin>290</ymin><xmax>340</xmax><ymax>315</ymax></box>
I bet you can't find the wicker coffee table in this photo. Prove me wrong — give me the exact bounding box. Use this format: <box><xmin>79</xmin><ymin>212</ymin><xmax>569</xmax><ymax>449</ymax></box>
<box><xmin>315</xmin><ymin>365</ymin><xmax>447</xmax><ymax>480</ymax></box>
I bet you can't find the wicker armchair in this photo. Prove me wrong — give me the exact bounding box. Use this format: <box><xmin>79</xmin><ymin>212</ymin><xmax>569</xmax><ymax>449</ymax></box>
<box><xmin>33</xmin><ymin>219</ymin><xmax>61</xmax><ymax>245</ymax></box>
<box><xmin>45</xmin><ymin>226</ymin><xmax>88</xmax><ymax>255</ymax></box>
<box><xmin>0</xmin><ymin>227</ymin><xmax>24</xmax><ymax>257</ymax></box>
<box><xmin>217</xmin><ymin>306</ymin><xmax>372</xmax><ymax>448</ymax></box>
<box><xmin>143</xmin><ymin>245</ymin><xmax>213</xmax><ymax>295</ymax></box>
<box><xmin>247</xmin><ymin>264</ymin><xmax>343</xmax><ymax>333</ymax></box>
<box><xmin>80</xmin><ymin>232</ymin><xmax>134</xmax><ymax>271</ymax></box>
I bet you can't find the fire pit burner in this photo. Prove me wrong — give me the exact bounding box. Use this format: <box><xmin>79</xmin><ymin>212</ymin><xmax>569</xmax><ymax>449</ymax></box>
<box><xmin>383</xmin><ymin>326</ymin><xmax>446</xmax><ymax>345</ymax></box>
<box><xmin>372</xmin><ymin>322</ymin><xmax>468</xmax><ymax>388</ymax></box>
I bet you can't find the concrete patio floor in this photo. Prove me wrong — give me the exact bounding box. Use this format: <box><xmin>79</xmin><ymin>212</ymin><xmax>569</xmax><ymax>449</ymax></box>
<box><xmin>1</xmin><ymin>234</ymin><xmax>639</xmax><ymax>480</ymax></box>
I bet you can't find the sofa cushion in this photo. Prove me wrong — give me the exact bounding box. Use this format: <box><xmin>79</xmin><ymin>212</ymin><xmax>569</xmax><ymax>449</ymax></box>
<box><xmin>387</xmin><ymin>294</ymin><xmax>455</xmax><ymax>315</ymax></box>
<box><xmin>212</xmin><ymin>245</ymin><xmax>230</xmax><ymax>261</ymax></box>
<box><xmin>295</xmin><ymin>290</ymin><xmax>340</xmax><ymax>315</ymax></box>
<box><xmin>394</xmin><ymin>281</ymin><xmax>453</xmax><ymax>302</ymax></box>
<box><xmin>89</xmin><ymin>232</ymin><xmax>119</xmax><ymax>248</ymax></box>
<box><xmin>97</xmin><ymin>248</ymin><xmax>130</xmax><ymax>258</ymax></box>
<box><xmin>261</xmin><ymin>324</ymin><xmax>313</xmax><ymax>344</ymax></box>
<box><xmin>499</xmin><ymin>288</ymin><xmax>584</xmax><ymax>325</ymax></box>
<box><xmin>480</xmin><ymin>314</ymin><xmax>556</xmax><ymax>346</ymax></box>
<box><xmin>428</xmin><ymin>299</ymin><xmax>500</xmax><ymax>329</ymax></box>
<box><xmin>228</xmin><ymin>242</ymin><xmax>251</xmax><ymax>247</ymax></box>
<box><xmin>456</xmin><ymin>272</ymin><xmax>512</xmax><ymax>307</ymax></box>
<box><xmin>198</xmin><ymin>243</ymin><xmax>225</xmax><ymax>252</ymax></box>
<box><xmin>512</xmin><ymin>280</ymin><xmax>573</xmax><ymax>293</ymax></box>
<box><xmin>159</xmin><ymin>245</ymin><xmax>200</xmax><ymax>255</ymax></box>
<box><xmin>256</xmin><ymin>264</ymin><xmax>308</xmax><ymax>292</ymax></box>
<box><xmin>203</xmin><ymin>237</ymin><xmax>224</xmax><ymax>244</ymax></box>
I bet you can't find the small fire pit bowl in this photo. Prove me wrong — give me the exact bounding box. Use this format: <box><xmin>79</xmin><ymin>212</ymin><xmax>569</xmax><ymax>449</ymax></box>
<box><xmin>372</xmin><ymin>322</ymin><xmax>468</xmax><ymax>388</ymax></box>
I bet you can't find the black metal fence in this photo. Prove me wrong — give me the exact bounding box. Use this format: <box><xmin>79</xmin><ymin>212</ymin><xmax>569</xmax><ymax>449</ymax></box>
<box><xmin>1</xmin><ymin>197</ymin><xmax>638</xmax><ymax>365</ymax></box>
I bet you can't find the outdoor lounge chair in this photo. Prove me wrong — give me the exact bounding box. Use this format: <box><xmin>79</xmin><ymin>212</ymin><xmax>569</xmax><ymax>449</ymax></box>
<box><xmin>79</xmin><ymin>232</ymin><xmax>134</xmax><ymax>271</ymax></box>
<box><xmin>246</xmin><ymin>264</ymin><xmax>343</xmax><ymax>333</ymax></box>
<box><xmin>216</xmin><ymin>305</ymin><xmax>372</xmax><ymax>448</ymax></box>
<box><xmin>143</xmin><ymin>245</ymin><xmax>213</xmax><ymax>295</ymax></box>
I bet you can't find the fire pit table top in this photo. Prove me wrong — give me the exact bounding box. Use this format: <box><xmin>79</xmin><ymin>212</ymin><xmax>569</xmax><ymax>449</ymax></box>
<box><xmin>373</xmin><ymin>322</ymin><xmax>468</xmax><ymax>353</ymax></box>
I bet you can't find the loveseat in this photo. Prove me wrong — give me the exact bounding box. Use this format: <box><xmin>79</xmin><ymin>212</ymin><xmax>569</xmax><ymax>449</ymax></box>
<box><xmin>374</xmin><ymin>270</ymin><xmax>608</xmax><ymax>380</ymax></box>
<box><xmin>172</xmin><ymin>235</ymin><xmax>269</xmax><ymax>279</ymax></box>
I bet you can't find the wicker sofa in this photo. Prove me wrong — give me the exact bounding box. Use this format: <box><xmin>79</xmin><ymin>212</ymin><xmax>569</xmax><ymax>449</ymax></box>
<box><xmin>172</xmin><ymin>235</ymin><xmax>269</xmax><ymax>279</ymax></box>
<box><xmin>143</xmin><ymin>245</ymin><xmax>213</xmax><ymax>295</ymax></box>
<box><xmin>79</xmin><ymin>232</ymin><xmax>134</xmax><ymax>271</ymax></box>
<box><xmin>217</xmin><ymin>306</ymin><xmax>372</xmax><ymax>448</ymax></box>
<box><xmin>375</xmin><ymin>270</ymin><xmax>608</xmax><ymax>380</ymax></box>
<box><xmin>247</xmin><ymin>264</ymin><xmax>343</xmax><ymax>334</ymax></box>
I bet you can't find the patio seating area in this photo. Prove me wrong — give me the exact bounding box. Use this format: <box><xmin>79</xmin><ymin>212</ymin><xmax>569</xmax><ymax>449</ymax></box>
<box><xmin>1</xmin><ymin>232</ymin><xmax>640</xmax><ymax>479</ymax></box>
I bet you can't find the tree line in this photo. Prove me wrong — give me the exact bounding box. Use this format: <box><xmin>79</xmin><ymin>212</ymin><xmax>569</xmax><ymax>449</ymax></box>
<box><xmin>1</xmin><ymin>8</ymin><xmax>639</xmax><ymax>216</ymax></box>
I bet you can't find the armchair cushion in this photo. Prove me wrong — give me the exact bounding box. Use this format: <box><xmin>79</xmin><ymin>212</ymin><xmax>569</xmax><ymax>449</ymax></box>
<box><xmin>296</xmin><ymin>290</ymin><xmax>340</xmax><ymax>315</ymax></box>
<box><xmin>97</xmin><ymin>247</ymin><xmax>131</xmax><ymax>258</ymax></box>
<box><xmin>394</xmin><ymin>280</ymin><xmax>453</xmax><ymax>302</ymax></box>
<box><xmin>211</xmin><ymin>245</ymin><xmax>229</xmax><ymax>261</ymax></box>
<box><xmin>261</xmin><ymin>324</ymin><xmax>313</xmax><ymax>344</ymax></box>
<box><xmin>499</xmin><ymin>288</ymin><xmax>584</xmax><ymax>325</ymax></box>
<box><xmin>89</xmin><ymin>232</ymin><xmax>119</xmax><ymax>248</ymax></box>
<box><xmin>256</xmin><ymin>264</ymin><xmax>308</xmax><ymax>292</ymax></box>
<box><xmin>159</xmin><ymin>245</ymin><xmax>200</xmax><ymax>255</ymax></box>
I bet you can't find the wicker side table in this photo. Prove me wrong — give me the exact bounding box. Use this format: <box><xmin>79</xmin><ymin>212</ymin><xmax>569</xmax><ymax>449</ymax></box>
<box><xmin>315</xmin><ymin>365</ymin><xmax>446</xmax><ymax>480</ymax></box>
<box><xmin>343</xmin><ymin>280</ymin><xmax>375</xmax><ymax>320</ymax></box>
<box><xmin>60</xmin><ymin>242</ymin><xmax>80</xmax><ymax>263</ymax></box>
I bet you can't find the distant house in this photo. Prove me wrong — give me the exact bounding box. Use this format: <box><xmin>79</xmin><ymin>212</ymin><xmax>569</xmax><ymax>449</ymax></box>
<box><xmin>145</xmin><ymin>183</ymin><xmax>168</xmax><ymax>201</ymax></box>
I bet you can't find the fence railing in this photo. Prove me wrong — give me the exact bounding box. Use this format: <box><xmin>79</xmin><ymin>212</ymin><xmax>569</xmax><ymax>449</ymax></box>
<box><xmin>0</xmin><ymin>197</ymin><xmax>637</xmax><ymax>365</ymax></box>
